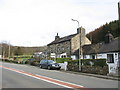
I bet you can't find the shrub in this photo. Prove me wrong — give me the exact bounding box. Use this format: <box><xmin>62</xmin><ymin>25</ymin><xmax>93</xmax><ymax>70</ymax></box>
<box><xmin>82</xmin><ymin>59</ymin><xmax>107</xmax><ymax>67</ymax></box>
<box><xmin>28</xmin><ymin>60</ymin><xmax>39</xmax><ymax>66</ymax></box>
<box><xmin>55</xmin><ymin>58</ymin><xmax>72</xmax><ymax>63</ymax></box>
<box><xmin>68</xmin><ymin>59</ymin><xmax>107</xmax><ymax>67</ymax></box>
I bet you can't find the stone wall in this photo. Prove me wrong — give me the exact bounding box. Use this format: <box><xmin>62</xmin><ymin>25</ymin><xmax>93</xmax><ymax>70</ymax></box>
<box><xmin>47</xmin><ymin>41</ymin><xmax>71</xmax><ymax>57</ymax></box>
<box><xmin>71</xmin><ymin>34</ymin><xmax>79</xmax><ymax>54</ymax></box>
<box><xmin>71</xmin><ymin>34</ymin><xmax>90</xmax><ymax>53</ymax></box>
<box><xmin>67</xmin><ymin>59</ymin><xmax>109</xmax><ymax>75</ymax></box>
<box><xmin>82</xmin><ymin>66</ymin><xmax>108</xmax><ymax>75</ymax></box>
<box><xmin>67</xmin><ymin>64</ymin><xmax>108</xmax><ymax>75</ymax></box>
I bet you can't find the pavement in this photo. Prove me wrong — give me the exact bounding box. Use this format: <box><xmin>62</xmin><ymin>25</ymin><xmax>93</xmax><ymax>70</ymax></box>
<box><xmin>60</xmin><ymin>70</ymin><xmax>120</xmax><ymax>81</ymax></box>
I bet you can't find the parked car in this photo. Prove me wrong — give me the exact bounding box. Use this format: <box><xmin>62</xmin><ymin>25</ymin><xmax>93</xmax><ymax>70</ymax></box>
<box><xmin>39</xmin><ymin>60</ymin><xmax>61</xmax><ymax>70</ymax></box>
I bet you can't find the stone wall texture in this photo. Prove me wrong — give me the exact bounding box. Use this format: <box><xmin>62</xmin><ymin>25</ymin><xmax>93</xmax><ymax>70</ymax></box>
<box><xmin>47</xmin><ymin>41</ymin><xmax>71</xmax><ymax>57</ymax></box>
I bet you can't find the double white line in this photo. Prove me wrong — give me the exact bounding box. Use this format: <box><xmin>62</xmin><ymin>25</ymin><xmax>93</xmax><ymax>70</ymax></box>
<box><xmin>1</xmin><ymin>65</ymin><xmax>89</xmax><ymax>89</ymax></box>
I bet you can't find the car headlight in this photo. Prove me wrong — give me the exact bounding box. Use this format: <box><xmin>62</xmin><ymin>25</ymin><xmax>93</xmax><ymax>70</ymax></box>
<box><xmin>52</xmin><ymin>64</ymin><xmax>55</xmax><ymax>66</ymax></box>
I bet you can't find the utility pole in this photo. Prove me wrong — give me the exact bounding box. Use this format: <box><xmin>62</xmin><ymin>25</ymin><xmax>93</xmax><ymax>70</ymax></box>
<box><xmin>118</xmin><ymin>2</ymin><xmax>120</xmax><ymax>39</ymax></box>
<box><xmin>55</xmin><ymin>44</ymin><xmax>58</xmax><ymax>62</ymax></box>
<box><xmin>8</xmin><ymin>41</ymin><xmax>11</xmax><ymax>59</ymax></box>
<box><xmin>1</xmin><ymin>43</ymin><xmax>4</xmax><ymax>60</ymax></box>
<box><xmin>118</xmin><ymin>1</ymin><xmax>120</xmax><ymax>20</ymax></box>
<box><xmin>72</xmin><ymin>19</ymin><xmax>82</xmax><ymax>71</ymax></box>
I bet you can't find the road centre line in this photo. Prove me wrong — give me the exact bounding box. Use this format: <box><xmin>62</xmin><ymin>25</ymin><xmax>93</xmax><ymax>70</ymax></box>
<box><xmin>0</xmin><ymin>65</ymin><xmax>87</xmax><ymax>89</ymax></box>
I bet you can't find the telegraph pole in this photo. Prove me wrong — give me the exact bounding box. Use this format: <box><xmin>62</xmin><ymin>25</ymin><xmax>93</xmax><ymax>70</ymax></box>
<box><xmin>1</xmin><ymin>43</ymin><xmax>4</xmax><ymax>60</ymax></box>
<box><xmin>8</xmin><ymin>41</ymin><xmax>11</xmax><ymax>59</ymax></box>
<box><xmin>118</xmin><ymin>2</ymin><xmax>120</xmax><ymax>38</ymax></box>
<box><xmin>72</xmin><ymin>19</ymin><xmax>82</xmax><ymax>71</ymax></box>
<box><xmin>118</xmin><ymin>1</ymin><xmax>120</xmax><ymax>20</ymax></box>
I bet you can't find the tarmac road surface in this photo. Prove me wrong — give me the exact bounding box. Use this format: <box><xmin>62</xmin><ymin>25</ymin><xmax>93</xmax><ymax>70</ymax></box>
<box><xmin>0</xmin><ymin>61</ymin><xmax>119</xmax><ymax>89</ymax></box>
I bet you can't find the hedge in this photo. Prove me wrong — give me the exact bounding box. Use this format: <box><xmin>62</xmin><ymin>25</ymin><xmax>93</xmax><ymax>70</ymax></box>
<box><xmin>28</xmin><ymin>60</ymin><xmax>40</xmax><ymax>66</ymax></box>
<box><xmin>67</xmin><ymin>59</ymin><xmax>107</xmax><ymax>67</ymax></box>
<box><xmin>54</xmin><ymin>58</ymin><xmax>72</xmax><ymax>63</ymax></box>
<box><xmin>13</xmin><ymin>55</ymin><xmax>32</xmax><ymax>60</ymax></box>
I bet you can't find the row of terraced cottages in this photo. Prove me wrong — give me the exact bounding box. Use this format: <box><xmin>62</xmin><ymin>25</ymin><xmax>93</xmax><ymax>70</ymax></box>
<box><xmin>47</xmin><ymin>27</ymin><xmax>119</xmax><ymax>76</ymax></box>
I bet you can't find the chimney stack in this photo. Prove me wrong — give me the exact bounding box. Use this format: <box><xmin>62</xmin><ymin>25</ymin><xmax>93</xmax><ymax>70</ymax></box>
<box><xmin>55</xmin><ymin>33</ymin><xmax>60</xmax><ymax>40</ymax></box>
<box><xmin>77</xmin><ymin>27</ymin><xmax>86</xmax><ymax>46</ymax></box>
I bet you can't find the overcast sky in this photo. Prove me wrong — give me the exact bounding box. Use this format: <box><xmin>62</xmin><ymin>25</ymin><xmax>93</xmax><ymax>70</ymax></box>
<box><xmin>0</xmin><ymin>0</ymin><xmax>119</xmax><ymax>47</ymax></box>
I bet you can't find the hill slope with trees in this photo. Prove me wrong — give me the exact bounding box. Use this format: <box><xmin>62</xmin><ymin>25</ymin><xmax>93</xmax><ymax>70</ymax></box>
<box><xmin>86</xmin><ymin>20</ymin><xmax>120</xmax><ymax>44</ymax></box>
<box><xmin>0</xmin><ymin>43</ymin><xmax>47</xmax><ymax>58</ymax></box>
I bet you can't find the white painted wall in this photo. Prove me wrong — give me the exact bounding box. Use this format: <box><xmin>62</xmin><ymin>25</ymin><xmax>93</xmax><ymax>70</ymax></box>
<box><xmin>83</xmin><ymin>55</ymin><xmax>92</xmax><ymax>59</ymax></box>
<box><xmin>71</xmin><ymin>55</ymin><xmax>77</xmax><ymax>60</ymax></box>
<box><xmin>50</xmin><ymin>53</ymin><xmax>56</xmax><ymax>58</ymax></box>
<box><xmin>97</xmin><ymin>54</ymin><xmax>107</xmax><ymax>59</ymax></box>
<box><xmin>0</xmin><ymin>55</ymin><xmax>2</xmax><ymax>59</ymax></box>
<box><xmin>84</xmin><ymin>52</ymin><xmax>119</xmax><ymax>76</ymax></box>
<box><xmin>60</xmin><ymin>53</ymin><xmax>67</xmax><ymax>58</ymax></box>
<box><xmin>106</xmin><ymin>52</ymin><xmax>119</xmax><ymax>76</ymax></box>
<box><xmin>59</xmin><ymin>62</ymin><xmax>68</xmax><ymax>71</ymax></box>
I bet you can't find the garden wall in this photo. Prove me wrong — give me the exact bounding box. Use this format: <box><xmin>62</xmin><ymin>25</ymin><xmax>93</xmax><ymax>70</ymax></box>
<box><xmin>67</xmin><ymin>59</ymin><xmax>109</xmax><ymax>75</ymax></box>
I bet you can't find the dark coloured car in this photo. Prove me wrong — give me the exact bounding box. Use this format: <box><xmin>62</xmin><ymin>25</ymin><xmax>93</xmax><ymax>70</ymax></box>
<box><xmin>39</xmin><ymin>60</ymin><xmax>61</xmax><ymax>70</ymax></box>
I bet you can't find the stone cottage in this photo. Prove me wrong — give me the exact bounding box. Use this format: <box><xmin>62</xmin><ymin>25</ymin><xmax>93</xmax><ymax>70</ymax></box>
<box><xmin>82</xmin><ymin>32</ymin><xmax>120</xmax><ymax>76</ymax></box>
<box><xmin>47</xmin><ymin>27</ymin><xmax>91</xmax><ymax>59</ymax></box>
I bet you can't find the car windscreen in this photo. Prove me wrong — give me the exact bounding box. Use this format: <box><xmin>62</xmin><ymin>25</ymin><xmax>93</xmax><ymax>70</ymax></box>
<box><xmin>48</xmin><ymin>60</ymin><xmax>56</xmax><ymax>64</ymax></box>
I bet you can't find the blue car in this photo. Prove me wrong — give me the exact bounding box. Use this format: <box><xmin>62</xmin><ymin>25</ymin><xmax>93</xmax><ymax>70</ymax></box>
<box><xmin>39</xmin><ymin>60</ymin><xmax>61</xmax><ymax>70</ymax></box>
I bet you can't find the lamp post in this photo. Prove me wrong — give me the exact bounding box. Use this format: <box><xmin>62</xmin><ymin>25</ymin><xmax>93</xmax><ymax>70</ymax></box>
<box><xmin>118</xmin><ymin>1</ymin><xmax>120</xmax><ymax>20</ymax></box>
<box><xmin>118</xmin><ymin>2</ymin><xmax>120</xmax><ymax>32</ymax></box>
<box><xmin>8</xmin><ymin>41</ymin><xmax>11</xmax><ymax>59</ymax></box>
<box><xmin>72</xmin><ymin>19</ymin><xmax>82</xmax><ymax>71</ymax></box>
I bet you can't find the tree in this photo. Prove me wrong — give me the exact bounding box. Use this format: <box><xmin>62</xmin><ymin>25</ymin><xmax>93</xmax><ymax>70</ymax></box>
<box><xmin>14</xmin><ymin>47</ymin><xmax>23</xmax><ymax>56</ymax></box>
<box><xmin>86</xmin><ymin>20</ymin><xmax>120</xmax><ymax>44</ymax></box>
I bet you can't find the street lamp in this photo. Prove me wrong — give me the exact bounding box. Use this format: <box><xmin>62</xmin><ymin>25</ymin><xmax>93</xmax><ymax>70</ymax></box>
<box><xmin>72</xmin><ymin>19</ymin><xmax>82</xmax><ymax>71</ymax></box>
<box><xmin>71</xmin><ymin>19</ymin><xmax>79</xmax><ymax>28</ymax></box>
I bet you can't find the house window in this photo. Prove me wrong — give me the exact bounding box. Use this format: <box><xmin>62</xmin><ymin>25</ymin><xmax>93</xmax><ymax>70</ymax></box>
<box><xmin>62</xmin><ymin>47</ymin><xmax>64</xmax><ymax>51</ymax></box>
<box><xmin>107</xmin><ymin>54</ymin><xmax>114</xmax><ymax>63</ymax></box>
<box><xmin>118</xmin><ymin>53</ymin><xmax>120</xmax><ymax>67</ymax></box>
<box><xmin>67</xmin><ymin>47</ymin><xmax>70</xmax><ymax>50</ymax></box>
<box><xmin>83</xmin><ymin>55</ymin><xmax>86</xmax><ymax>59</ymax></box>
<box><xmin>61</xmin><ymin>55</ymin><xmax>66</xmax><ymax>58</ymax></box>
<box><xmin>92</xmin><ymin>55</ymin><xmax>95</xmax><ymax>59</ymax></box>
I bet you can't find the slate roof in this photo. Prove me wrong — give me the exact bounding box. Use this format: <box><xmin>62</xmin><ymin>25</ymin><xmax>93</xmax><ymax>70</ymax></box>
<box><xmin>82</xmin><ymin>44</ymin><xmax>96</xmax><ymax>54</ymax></box>
<box><xmin>73</xmin><ymin>37</ymin><xmax>120</xmax><ymax>55</ymax></box>
<box><xmin>83</xmin><ymin>37</ymin><xmax>120</xmax><ymax>54</ymax></box>
<box><xmin>47</xmin><ymin>33</ymin><xmax>77</xmax><ymax>46</ymax></box>
<box><xmin>72</xmin><ymin>44</ymin><xmax>100</xmax><ymax>55</ymax></box>
<box><xmin>99</xmin><ymin>37</ymin><xmax>119</xmax><ymax>53</ymax></box>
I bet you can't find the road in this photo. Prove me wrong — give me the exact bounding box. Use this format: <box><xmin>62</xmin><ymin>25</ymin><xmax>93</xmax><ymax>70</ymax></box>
<box><xmin>0</xmin><ymin>61</ymin><xmax>119</xmax><ymax>89</ymax></box>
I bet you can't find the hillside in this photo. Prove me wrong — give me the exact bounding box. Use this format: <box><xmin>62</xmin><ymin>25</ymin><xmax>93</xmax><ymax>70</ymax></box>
<box><xmin>13</xmin><ymin>46</ymin><xmax>47</xmax><ymax>55</ymax></box>
<box><xmin>0</xmin><ymin>43</ymin><xmax>47</xmax><ymax>57</ymax></box>
<box><xmin>86</xmin><ymin>20</ymin><xmax>120</xmax><ymax>44</ymax></box>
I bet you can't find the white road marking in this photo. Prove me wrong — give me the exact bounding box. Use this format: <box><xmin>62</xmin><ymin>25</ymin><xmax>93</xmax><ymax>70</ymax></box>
<box><xmin>1</xmin><ymin>65</ymin><xmax>86</xmax><ymax>89</ymax></box>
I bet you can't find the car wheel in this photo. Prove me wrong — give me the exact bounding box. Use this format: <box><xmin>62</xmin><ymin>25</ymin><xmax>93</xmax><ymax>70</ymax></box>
<box><xmin>47</xmin><ymin>66</ymin><xmax>51</xmax><ymax>70</ymax></box>
<box><xmin>40</xmin><ymin>65</ymin><xmax>42</xmax><ymax>68</ymax></box>
<box><xmin>57</xmin><ymin>68</ymin><xmax>60</xmax><ymax>70</ymax></box>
